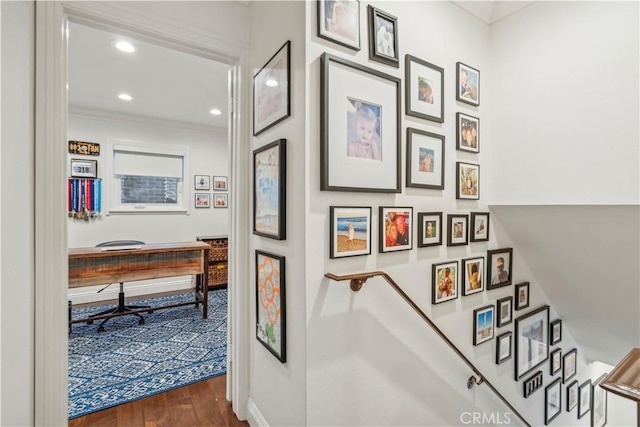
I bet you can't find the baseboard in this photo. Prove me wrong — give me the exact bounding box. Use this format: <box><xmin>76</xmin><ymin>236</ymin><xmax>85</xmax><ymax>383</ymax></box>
<box><xmin>68</xmin><ymin>277</ymin><xmax>193</xmax><ymax>304</ymax></box>
<box><xmin>247</xmin><ymin>398</ymin><xmax>269</xmax><ymax>427</ymax></box>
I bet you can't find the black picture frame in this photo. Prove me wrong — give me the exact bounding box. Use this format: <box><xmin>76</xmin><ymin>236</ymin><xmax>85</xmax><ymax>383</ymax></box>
<box><xmin>473</xmin><ymin>304</ymin><xmax>495</xmax><ymax>345</ymax></box>
<box><xmin>550</xmin><ymin>348</ymin><xmax>562</xmax><ymax>375</ymax></box>
<box><xmin>317</xmin><ymin>0</ymin><xmax>361</xmax><ymax>51</ymax></box>
<box><xmin>329</xmin><ymin>206</ymin><xmax>372</xmax><ymax>259</ymax></box>
<box><xmin>487</xmin><ymin>248</ymin><xmax>513</xmax><ymax>290</ymax></box>
<box><xmin>456</xmin><ymin>161</ymin><xmax>480</xmax><ymax>200</ymax></box>
<box><xmin>447</xmin><ymin>214</ymin><xmax>469</xmax><ymax>247</ymax></box>
<box><xmin>562</xmin><ymin>348</ymin><xmax>577</xmax><ymax>384</ymax></box>
<box><xmin>416</xmin><ymin>212</ymin><xmax>442</xmax><ymax>248</ymax></box>
<box><xmin>456</xmin><ymin>112</ymin><xmax>479</xmax><ymax>153</ymax></box>
<box><xmin>592</xmin><ymin>373</ymin><xmax>608</xmax><ymax>427</ymax></box>
<box><xmin>405</xmin><ymin>54</ymin><xmax>444</xmax><ymax>123</ymax></box>
<box><xmin>253</xmin><ymin>41</ymin><xmax>290</xmax><ymax>136</ymax></box>
<box><xmin>462</xmin><ymin>256</ymin><xmax>484</xmax><ymax>296</ymax></box>
<box><xmin>470</xmin><ymin>212</ymin><xmax>490</xmax><ymax>242</ymax></box>
<box><xmin>523</xmin><ymin>370</ymin><xmax>543</xmax><ymax>398</ymax></box>
<box><xmin>367</xmin><ymin>5</ymin><xmax>399</xmax><ymax>67</ymax></box>
<box><xmin>406</xmin><ymin>128</ymin><xmax>445</xmax><ymax>190</ymax></box>
<box><xmin>253</xmin><ymin>139</ymin><xmax>287</xmax><ymax>240</ymax></box>
<box><xmin>456</xmin><ymin>61</ymin><xmax>480</xmax><ymax>107</ymax></box>
<box><xmin>578</xmin><ymin>379</ymin><xmax>592</xmax><ymax>419</ymax></box>
<box><xmin>255</xmin><ymin>250</ymin><xmax>286</xmax><ymax>363</ymax></box>
<box><xmin>320</xmin><ymin>53</ymin><xmax>401</xmax><ymax>193</ymax></box>
<box><xmin>566</xmin><ymin>380</ymin><xmax>579</xmax><ymax>412</ymax></box>
<box><xmin>495</xmin><ymin>331</ymin><xmax>512</xmax><ymax>364</ymax></box>
<box><xmin>550</xmin><ymin>319</ymin><xmax>562</xmax><ymax>345</ymax></box>
<box><xmin>496</xmin><ymin>296</ymin><xmax>513</xmax><ymax>327</ymax></box>
<box><xmin>515</xmin><ymin>282</ymin><xmax>530</xmax><ymax>310</ymax></box>
<box><xmin>514</xmin><ymin>305</ymin><xmax>550</xmax><ymax>380</ymax></box>
<box><xmin>432</xmin><ymin>260</ymin><xmax>459</xmax><ymax>305</ymax></box>
<box><xmin>545</xmin><ymin>377</ymin><xmax>562</xmax><ymax>425</ymax></box>
<box><xmin>379</xmin><ymin>207</ymin><xmax>413</xmax><ymax>253</ymax></box>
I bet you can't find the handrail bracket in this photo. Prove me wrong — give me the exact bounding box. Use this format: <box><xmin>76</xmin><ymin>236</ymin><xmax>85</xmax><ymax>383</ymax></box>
<box><xmin>350</xmin><ymin>278</ymin><xmax>366</xmax><ymax>291</ymax></box>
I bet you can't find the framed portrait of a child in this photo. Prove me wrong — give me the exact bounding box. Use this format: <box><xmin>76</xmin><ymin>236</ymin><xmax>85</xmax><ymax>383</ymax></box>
<box><xmin>432</xmin><ymin>260</ymin><xmax>458</xmax><ymax>305</ymax></box>
<box><xmin>405</xmin><ymin>55</ymin><xmax>444</xmax><ymax>123</ymax></box>
<box><xmin>457</xmin><ymin>61</ymin><xmax>480</xmax><ymax>106</ymax></box>
<box><xmin>406</xmin><ymin>128</ymin><xmax>445</xmax><ymax>190</ymax></box>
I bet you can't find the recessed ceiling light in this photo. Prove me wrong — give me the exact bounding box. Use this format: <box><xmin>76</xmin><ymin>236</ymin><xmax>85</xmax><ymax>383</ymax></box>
<box><xmin>118</xmin><ymin>93</ymin><xmax>133</xmax><ymax>101</ymax></box>
<box><xmin>265</xmin><ymin>79</ymin><xmax>278</xmax><ymax>87</ymax></box>
<box><xmin>115</xmin><ymin>41</ymin><xmax>135</xmax><ymax>53</ymax></box>
<box><xmin>210</xmin><ymin>109</ymin><xmax>222</xmax><ymax>115</ymax></box>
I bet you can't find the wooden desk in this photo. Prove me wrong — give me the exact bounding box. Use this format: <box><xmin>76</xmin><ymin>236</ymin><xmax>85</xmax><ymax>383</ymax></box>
<box><xmin>68</xmin><ymin>242</ymin><xmax>211</xmax><ymax>325</ymax></box>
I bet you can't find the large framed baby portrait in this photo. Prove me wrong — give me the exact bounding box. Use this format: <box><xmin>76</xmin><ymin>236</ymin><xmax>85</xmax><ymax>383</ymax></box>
<box><xmin>320</xmin><ymin>53</ymin><xmax>401</xmax><ymax>193</ymax></box>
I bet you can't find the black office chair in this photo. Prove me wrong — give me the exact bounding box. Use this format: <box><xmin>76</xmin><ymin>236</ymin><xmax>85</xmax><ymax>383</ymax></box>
<box><xmin>89</xmin><ymin>240</ymin><xmax>151</xmax><ymax>332</ymax></box>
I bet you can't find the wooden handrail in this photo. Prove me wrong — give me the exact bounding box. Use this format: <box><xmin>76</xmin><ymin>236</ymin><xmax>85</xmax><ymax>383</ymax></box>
<box><xmin>325</xmin><ymin>271</ymin><xmax>531</xmax><ymax>427</ymax></box>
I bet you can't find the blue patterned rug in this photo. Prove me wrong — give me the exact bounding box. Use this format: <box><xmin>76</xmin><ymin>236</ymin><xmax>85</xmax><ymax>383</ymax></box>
<box><xmin>68</xmin><ymin>289</ymin><xmax>227</xmax><ymax>419</ymax></box>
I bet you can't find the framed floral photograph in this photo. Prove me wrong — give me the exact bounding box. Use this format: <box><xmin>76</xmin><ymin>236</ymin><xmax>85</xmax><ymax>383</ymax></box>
<box><xmin>462</xmin><ymin>256</ymin><xmax>484</xmax><ymax>296</ymax></box>
<box><xmin>456</xmin><ymin>112</ymin><xmax>479</xmax><ymax>153</ymax></box>
<box><xmin>592</xmin><ymin>374</ymin><xmax>608</xmax><ymax>427</ymax></box>
<box><xmin>562</xmin><ymin>348</ymin><xmax>577</xmax><ymax>384</ymax></box>
<box><xmin>213</xmin><ymin>176</ymin><xmax>228</xmax><ymax>191</ymax></box>
<box><xmin>194</xmin><ymin>174</ymin><xmax>210</xmax><ymax>191</ymax></box>
<box><xmin>406</xmin><ymin>128</ymin><xmax>445</xmax><ymax>190</ymax></box>
<box><xmin>470</xmin><ymin>212</ymin><xmax>490</xmax><ymax>242</ymax></box>
<box><xmin>379</xmin><ymin>207</ymin><xmax>412</xmax><ymax>252</ymax></box>
<box><xmin>447</xmin><ymin>214</ymin><xmax>468</xmax><ymax>246</ymax></box>
<box><xmin>496</xmin><ymin>331</ymin><xmax>512</xmax><ymax>364</ymax></box>
<box><xmin>213</xmin><ymin>193</ymin><xmax>228</xmax><ymax>208</ymax></box>
<box><xmin>457</xmin><ymin>61</ymin><xmax>480</xmax><ymax>106</ymax></box>
<box><xmin>330</xmin><ymin>206</ymin><xmax>372</xmax><ymax>259</ymax></box>
<box><xmin>487</xmin><ymin>248</ymin><xmax>513</xmax><ymax>290</ymax></box>
<box><xmin>195</xmin><ymin>193</ymin><xmax>210</xmax><ymax>208</ymax></box>
<box><xmin>320</xmin><ymin>53</ymin><xmax>401</xmax><ymax>193</ymax></box>
<box><xmin>405</xmin><ymin>55</ymin><xmax>444</xmax><ymax>123</ymax></box>
<box><xmin>514</xmin><ymin>305</ymin><xmax>550</xmax><ymax>380</ymax></box>
<box><xmin>545</xmin><ymin>378</ymin><xmax>562</xmax><ymax>425</ymax></box>
<box><xmin>417</xmin><ymin>212</ymin><xmax>442</xmax><ymax>248</ymax></box>
<box><xmin>550</xmin><ymin>348</ymin><xmax>562</xmax><ymax>376</ymax></box>
<box><xmin>496</xmin><ymin>296</ymin><xmax>513</xmax><ymax>327</ymax></box>
<box><xmin>367</xmin><ymin>5</ymin><xmax>398</xmax><ymax>67</ymax></box>
<box><xmin>550</xmin><ymin>319</ymin><xmax>562</xmax><ymax>345</ymax></box>
<box><xmin>457</xmin><ymin>161</ymin><xmax>480</xmax><ymax>200</ymax></box>
<box><xmin>254</xmin><ymin>139</ymin><xmax>286</xmax><ymax>240</ymax></box>
<box><xmin>432</xmin><ymin>260</ymin><xmax>458</xmax><ymax>305</ymax></box>
<box><xmin>253</xmin><ymin>41</ymin><xmax>290</xmax><ymax>136</ymax></box>
<box><xmin>578</xmin><ymin>379</ymin><xmax>592</xmax><ymax>419</ymax></box>
<box><xmin>317</xmin><ymin>0</ymin><xmax>360</xmax><ymax>51</ymax></box>
<box><xmin>473</xmin><ymin>304</ymin><xmax>495</xmax><ymax>345</ymax></box>
<box><xmin>515</xmin><ymin>282</ymin><xmax>530</xmax><ymax>310</ymax></box>
<box><xmin>566</xmin><ymin>380</ymin><xmax>579</xmax><ymax>412</ymax></box>
<box><xmin>255</xmin><ymin>250</ymin><xmax>286</xmax><ymax>363</ymax></box>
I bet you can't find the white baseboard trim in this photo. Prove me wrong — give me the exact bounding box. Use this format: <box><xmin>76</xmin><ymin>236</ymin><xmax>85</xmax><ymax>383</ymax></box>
<box><xmin>68</xmin><ymin>276</ymin><xmax>194</xmax><ymax>304</ymax></box>
<box><xmin>247</xmin><ymin>398</ymin><xmax>269</xmax><ymax>427</ymax></box>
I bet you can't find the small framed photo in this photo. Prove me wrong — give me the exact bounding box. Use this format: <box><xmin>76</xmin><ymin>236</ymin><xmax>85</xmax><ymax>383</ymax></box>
<box><xmin>496</xmin><ymin>296</ymin><xmax>513</xmax><ymax>327</ymax></box>
<box><xmin>566</xmin><ymin>380</ymin><xmax>579</xmax><ymax>412</ymax></box>
<box><xmin>487</xmin><ymin>248</ymin><xmax>513</xmax><ymax>290</ymax></box>
<box><xmin>367</xmin><ymin>5</ymin><xmax>399</xmax><ymax>67</ymax></box>
<box><xmin>379</xmin><ymin>207</ymin><xmax>412</xmax><ymax>252</ymax></box>
<box><xmin>456</xmin><ymin>113</ymin><xmax>479</xmax><ymax>153</ymax></box>
<box><xmin>515</xmin><ymin>282</ymin><xmax>530</xmax><ymax>310</ymax></box>
<box><xmin>456</xmin><ymin>161</ymin><xmax>480</xmax><ymax>200</ymax></box>
<box><xmin>470</xmin><ymin>212</ymin><xmax>490</xmax><ymax>242</ymax></box>
<box><xmin>592</xmin><ymin>374</ymin><xmax>608</xmax><ymax>427</ymax></box>
<box><xmin>330</xmin><ymin>206</ymin><xmax>372</xmax><ymax>259</ymax></box>
<box><xmin>562</xmin><ymin>348</ymin><xmax>577</xmax><ymax>384</ymax></box>
<box><xmin>495</xmin><ymin>331</ymin><xmax>512</xmax><ymax>364</ymax></box>
<box><xmin>317</xmin><ymin>0</ymin><xmax>360</xmax><ymax>51</ymax></box>
<box><xmin>447</xmin><ymin>214</ymin><xmax>469</xmax><ymax>246</ymax></box>
<box><xmin>514</xmin><ymin>305</ymin><xmax>550</xmax><ymax>380</ymax></box>
<box><xmin>578</xmin><ymin>379</ymin><xmax>592</xmax><ymax>419</ymax></box>
<box><xmin>550</xmin><ymin>348</ymin><xmax>562</xmax><ymax>375</ymax></box>
<box><xmin>254</xmin><ymin>139</ymin><xmax>286</xmax><ymax>240</ymax></box>
<box><xmin>194</xmin><ymin>174</ymin><xmax>210</xmax><ymax>190</ymax></box>
<box><xmin>255</xmin><ymin>250</ymin><xmax>286</xmax><ymax>363</ymax></box>
<box><xmin>417</xmin><ymin>212</ymin><xmax>442</xmax><ymax>248</ymax></box>
<box><xmin>523</xmin><ymin>371</ymin><xmax>543</xmax><ymax>398</ymax></box>
<box><xmin>213</xmin><ymin>193</ymin><xmax>228</xmax><ymax>208</ymax></box>
<box><xmin>406</xmin><ymin>128</ymin><xmax>445</xmax><ymax>190</ymax></box>
<box><xmin>473</xmin><ymin>304</ymin><xmax>495</xmax><ymax>345</ymax></box>
<box><xmin>432</xmin><ymin>261</ymin><xmax>458</xmax><ymax>305</ymax></box>
<box><xmin>462</xmin><ymin>256</ymin><xmax>484</xmax><ymax>296</ymax></box>
<box><xmin>545</xmin><ymin>378</ymin><xmax>562</xmax><ymax>425</ymax></box>
<box><xmin>405</xmin><ymin>55</ymin><xmax>444</xmax><ymax>123</ymax></box>
<box><xmin>550</xmin><ymin>319</ymin><xmax>562</xmax><ymax>345</ymax></box>
<box><xmin>213</xmin><ymin>176</ymin><xmax>228</xmax><ymax>191</ymax></box>
<box><xmin>195</xmin><ymin>193</ymin><xmax>210</xmax><ymax>208</ymax></box>
<box><xmin>457</xmin><ymin>62</ymin><xmax>480</xmax><ymax>107</ymax></box>
<box><xmin>253</xmin><ymin>41</ymin><xmax>290</xmax><ymax>136</ymax></box>
<box><xmin>70</xmin><ymin>158</ymin><xmax>98</xmax><ymax>178</ymax></box>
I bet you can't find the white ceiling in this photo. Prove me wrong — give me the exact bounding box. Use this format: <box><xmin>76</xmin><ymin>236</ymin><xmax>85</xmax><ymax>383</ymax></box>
<box><xmin>452</xmin><ymin>1</ymin><xmax>535</xmax><ymax>24</ymax></box>
<box><xmin>68</xmin><ymin>22</ymin><xmax>230</xmax><ymax>129</ymax></box>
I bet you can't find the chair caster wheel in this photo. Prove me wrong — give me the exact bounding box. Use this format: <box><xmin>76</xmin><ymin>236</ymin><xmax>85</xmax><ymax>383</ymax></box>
<box><xmin>97</xmin><ymin>326</ymin><xmax>105</xmax><ymax>332</ymax></box>
<box><xmin>138</xmin><ymin>318</ymin><xmax>145</xmax><ymax>325</ymax></box>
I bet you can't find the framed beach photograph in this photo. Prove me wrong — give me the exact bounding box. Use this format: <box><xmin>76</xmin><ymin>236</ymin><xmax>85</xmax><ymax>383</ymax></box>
<box><xmin>550</xmin><ymin>319</ymin><xmax>562</xmax><ymax>345</ymax></box>
<box><xmin>592</xmin><ymin>374</ymin><xmax>608</xmax><ymax>427</ymax></box>
<box><xmin>194</xmin><ymin>193</ymin><xmax>210</xmax><ymax>208</ymax></box>
<box><xmin>70</xmin><ymin>158</ymin><xmax>98</xmax><ymax>178</ymax></box>
<box><xmin>456</xmin><ymin>161</ymin><xmax>480</xmax><ymax>200</ymax></box>
<box><xmin>379</xmin><ymin>207</ymin><xmax>412</xmax><ymax>253</ymax></box>
<box><xmin>317</xmin><ymin>0</ymin><xmax>360</xmax><ymax>51</ymax></box>
<box><xmin>487</xmin><ymin>248</ymin><xmax>513</xmax><ymax>290</ymax></box>
<box><xmin>213</xmin><ymin>176</ymin><xmax>228</xmax><ymax>191</ymax></box>
<box><xmin>432</xmin><ymin>260</ymin><xmax>458</xmax><ymax>305</ymax></box>
<box><xmin>470</xmin><ymin>212</ymin><xmax>490</xmax><ymax>242</ymax></box>
<box><xmin>457</xmin><ymin>62</ymin><xmax>480</xmax><ymax>106</ymax></box>
<box><xmin>254</xmin><ymin>139</ymin><xmax>287</xmax><ymax>240</ymax></box>
<box><xmin>417</xmin><ymin>212</ymin><xmax>442</xmax><ymax>248</ymax></box>
<box><xmin>447</xmin><ymin>214</ymin><xmax>469</xmax><ymax>247</ymax></box>
<box><xmin>255</xmin><ymin>250</ymin><xmax>286</xmax><ymax>363</ymax></box>
<box><xmin>545</xmin><ymin>378</ymin><xmax>562</xmax><ymax>425</ymax></box>
<box><xmin>194</xmin><ymin>174</ymin><xmax>210</xmax><ymax>190</ymax></box>
<box><xmin>253</xmin><ymin>41</ymin><xmax>290</xmax><ymax>136</ymax></box>
<box><xmin>562</xmin><ymin>349</ymin><xmax>577</xmax><ymax>384</ymax></box>
<box><xmin>567</xmin><ymin>380</ymin><xmax>579</xmax><ymax>412</ymax></box>
<box><xmin>456</xmin><ymin>112</ymin><xmax>479</xmax><ymax>153</ymax></box>
<box><xmin>405</xmin><ymin>55</ymin><xmax>444</xmax><ymax>123</ymax></box>
<box><xmin>213</xmin><ymin>193</ymin><xmax>228</xmax><ymax>208</ymax></box>
<box><xmin>515</xmin><ymin>282</ymin><xmax>530</xmax><ymax>310</ymax></box>
<box><xmin>367</xmin><ymin>5</ymin><xmax>399</xmax><ymax>67</ymax></box>
<box><xmin>406</xmin><ymin>128</ymin><xmax>445</xmax><ymax>190</ymax></box>
<box><xmin>473</xmin><ymin>305</ymin><xmax>495</xmax><ymax>345</ymax></box>
<box><xmin>462</xmin><ymin>256</ymin><xmax>484</xmax><ymax>296</ymax></box>
<box><xmin>330</xmin><ymin>206</ymin><xmax>372</xmax><ymax>258</ymax></box>
<box><xmin>514</xmin><ymin>305</ymin><xmax>550</xmax><ymax>380</ymax></box>
<box><xmin>320</xmin><ymin>53</ymin><xmax>401</xmax><ymax>193</ymax></box>
<box><xmin>550</xmin><ymin>348</ymin><xmax>562</xmax><ymax>376</ymax></box>
<box><xmin>496</xmin><ymin>331</ymin><xmax>512</xmax><ymax>364</ymax></box>
<box><xmin>578</xmin><ymin>379</ymin><xmax>592</xmax><ymax>419</ymax></box>
<box><xmin>496</xmin><ymin>296</ymin><xmax>513</xmax><ymax>327</ymax></box>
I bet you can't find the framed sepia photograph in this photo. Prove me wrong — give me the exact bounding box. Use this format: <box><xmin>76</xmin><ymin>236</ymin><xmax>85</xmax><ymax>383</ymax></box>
<box><xmin>550</xmin><ymin>348</ymin><xmax>562</xmax><ymax>376</ymax></box>
<box><xmin>514</xmin><ymin>305</ymin><xmax>550</xmax><ymax>380</ymax></box>
<box><xmin>432</xmin><ymin>260</ymin><xmax>458</xmax><ymax>305</ymax></box>
<box><xmin>194</xmin><ymin>174</ymin><xmax>210</xmax><ymax>190</ymax></box>
<box><xmin>496</xmin><ymin>296</ymin><xmax>513</xmax><ymax>327</ymax></box>
<box><xmin>405</xmin><ymin>55</ymin><xmax>444</xmax><ymax>123</ymax></box>
<box><xmin>566</xmin><ymin>380</ymin><xmax>579</xmax><ymax>412</ymax></box>
<box><xmin>487</xmin><ymin>248</ymin><xmax>513</xmax><ymax>290</ymax></box>
<box><xmin>457</xmin><ymin>61</ymin><xmax>480</xmax><ymax>106</ymax></box>
<box><xmin>367</xmin><ymin>5</ymin><xmax>399</xmax><ymax>67</ymax></box>
<box><xmin>457</xmin><ymin>161</ymin><xmax>480</xmax><ymax>200</ymax></box>
<box><xmin>317</xmin><ymin>0</ymin><xmax>360</xmax><ymax>51</ymax></box>
<box><xmin>578</xmin><ymin>379</ymin><xmax>592</xmax><ymax>419</ymax></box>
<box><xmin>456</xmin><ymin>112</ymin><xmax>479</xmax><ymax>153</ymax></box>
<box><xmin>447</xmin><ymin>213</ymin><xmax>469</xmax><ymax>246</ymax></box>
<box><xmin>473</xmin><ymin>304</ymin><xmax>495</xmax><ymax>345</ymax></box>
<box><xmin>213</xmin><ymin>193</ymin><xmax>228</xmax><ymax>208</ymax></box>
<box><xmin>462</xmin><ymin>256</ymin><xmax>484</xmax><ymax>296</ymax></box>
<box><xmin>550</xmin><ymin>319</ymin><xmax>562</xmax><ymax>345</ymax></box>
<box><xmin>330</xmin><ymin>206</ymin><xmax>372</xmax><ymax>258</ymax></box>
<box><xmin>515</xmin><ymin>282</ymin><xmax>530</xmax><ymax>310</ymax></box>
<box><xmin>213</xmin><ymin>176</ymin><xmax>228</xmax><ymax>191</ymax></box>
<box><xmin>254</xmin><ymin>139</ymin><xmax>286</xmax><ymax>240</ymax></box>
<box><xmin>562</xmin><ymin>348</ymin><xmax>577</xmax><ymax>384</ymax></box>
<box><xmin>417</xmin><ymin>212</ymin><xmax>442</xmax><ymax>248</ymax></box>
<box><xmin>379</xmin><ymin>207</ymin><xmax>412</xmax><ymax>253</ymax></box>
<box><xmin>253</xmin><ymin>41</ymin><xmax>290</xmax><ymax>136</ymax></box>
<box><xmin>321</xmin><ymin>53</ymin><xmax>401</xmax><ymax>193</ymax></box>
<box><xmin>496</xmin><ymin>331</ymin><xmax>512</xmax><ymax>364</ymax></box>
<box><xmin>194</xmin><ymin>193</ymin><xmax>210</xmax><ymax>208</ymax></box>
<box><xmin>406</xmin><ymin>128</ymin><xmax>445</xmax><ymax>190</ymax></box>
<box><xmin>545</xmin><ymin>378</ymin><xmax>562</xmax><ymax>425</ymax></box>
<box><xmin>592</xmin><ymin>374</ymin><xmax>608</xmax><ymax>427</ymax></box>
<box><xmin>470</xmin><ymin>212</ymin><xmax>490</xmax><ymax>242</ymax></box>
<box><xmin>255</xmin><ymin>250</ymin><xmax>286</xmax><ymax>363</ymax></box>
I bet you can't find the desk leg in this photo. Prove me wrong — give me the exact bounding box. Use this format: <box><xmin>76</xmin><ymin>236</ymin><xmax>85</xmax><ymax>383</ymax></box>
<box><xmin>203</xmin><ymin>260</ymin><xmax>209</xmax><ymax>320</ymax></box>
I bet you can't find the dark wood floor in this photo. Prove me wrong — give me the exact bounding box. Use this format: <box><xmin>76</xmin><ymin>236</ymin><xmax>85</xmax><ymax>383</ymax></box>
<box><xmin>69</xmin><ymin>375</ymin><xmax>247</xmax><ymax>427</ymax></box>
